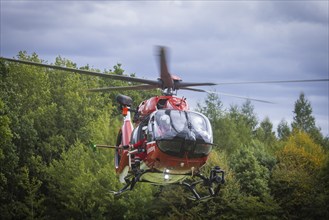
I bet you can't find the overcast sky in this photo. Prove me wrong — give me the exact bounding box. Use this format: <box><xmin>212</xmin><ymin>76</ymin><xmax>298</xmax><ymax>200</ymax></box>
<box><xmin>1</xmin><ymin>1</ymin><xmax>328</xmax><ymax>136</ymax></box>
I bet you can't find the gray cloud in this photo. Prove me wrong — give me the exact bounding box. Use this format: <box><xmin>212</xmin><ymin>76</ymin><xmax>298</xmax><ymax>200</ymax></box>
<box><xmin>1</xmin><ymin>1</ymin><xmax>328</xmax><ymax>136</ymax></box>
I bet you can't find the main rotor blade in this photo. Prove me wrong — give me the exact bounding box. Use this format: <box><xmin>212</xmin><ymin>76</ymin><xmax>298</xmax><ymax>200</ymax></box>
<box><xmin>158</xmin><ymin>46</ymin><xmax>174</xmax><ymax>88</ymax></box>
<box><xmin>216</xmin><ymin>78</ymin><xmax>329</xmax><ymax>85</ymax></box>
<box><xmin>181</xmin><ymin>87</ymin><xmax>274</xmax><ymax>104</ymax></box>
<box><xmin>87</xmin><ymin>84</ymin><xmax>159</xmax><ymax>92</ymax></box>
<box><xmin>177</xmin><ymin>82</ymin><xmax>217</xmax><ymax>88</ymax></box>
<box><xmin>1</xmin><ymin>57</ymin><xmax>160</xmax><ymax>85</ymax></box>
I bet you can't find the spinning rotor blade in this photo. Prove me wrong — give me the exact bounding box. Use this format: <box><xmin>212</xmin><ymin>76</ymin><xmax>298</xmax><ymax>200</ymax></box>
<box><xmin>1</xmin><ymin>57</ymin><xmax>160</xmax><ymax>85</ymax></box>
<box><xmin>157</xmin><ymin>47</ymin><xmax>217</xmax><ymax>90</ymax></box>
<box><xmin>4</xmin><ymin>54</ymin><xmax>326</xmax><ymax>97</ymax></box>
<box><xmin>216</xmin><ymin>78</ymin><xmax>329</xmax><ymax>85</ymax></box>
<box><xmin>177</xmin><ymin>82</ymin><xmax>217</xmax><ymax>88</ymax></box>
<box><xmin>158</xmin><ymin>46</ymin><xmax>174</xmax><ymax>89</ymax></box>
<box><xmin>87</xmin><ymin>84</ymin><xmax>159</xmax><ymax>92</ymax></box>
<box><xmin>182</xmin><ymin>87</ymin><xmax>274</xmax><ymax>104</ymax></box>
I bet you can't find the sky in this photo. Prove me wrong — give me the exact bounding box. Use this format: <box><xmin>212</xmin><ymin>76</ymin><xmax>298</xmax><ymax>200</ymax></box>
<box><xmin>1</xmin><ymin>0</ymin><xmax>328</xmax><ymax>137</ymax></box>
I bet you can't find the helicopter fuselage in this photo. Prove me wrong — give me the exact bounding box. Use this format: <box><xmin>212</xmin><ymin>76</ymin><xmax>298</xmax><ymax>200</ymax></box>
<box><xmin>115</xmin><ymin>95</ymin><xmax>213</xmax><ymax>184</ymax></box>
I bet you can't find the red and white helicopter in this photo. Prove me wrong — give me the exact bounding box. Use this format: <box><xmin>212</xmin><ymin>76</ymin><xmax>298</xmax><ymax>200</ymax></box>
<box><xmin>92</xmin><ymin>47</ymin><xmax>225</xmax><ymax>200</ymax></box>
<box><xmin>2</xmin><ymin>46</ymin><xmax>328</xmax><ymax>200</ymax></box>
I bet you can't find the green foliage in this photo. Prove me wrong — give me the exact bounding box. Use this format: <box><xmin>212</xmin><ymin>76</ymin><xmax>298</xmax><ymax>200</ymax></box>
<box><xmin>319</xmin><ymin>155</ymin><xmax>329</xmax><ymax>219</ymax></box>
<box><xmin>16</xmin><ymin>166</ymin><xmax>45</xmax><ymax>219</ymax></box>
<box><xmin>292</xmin><ymin>92</ymin><xmax>325</xmax><ymax>146</ymax></box>
<box><xmin>255</xmin><ymin>118</ymin><xmax>280</xmax><ymax>155</ymax></box>
<box><xmin>255</xmin><ymin>117</ymin><xmax>276</xmax><ymax>146</ymax></box>
<box><xmin>201</xmin><ymin>150</ymin><xmax>278</xmax><ymax>220</ymax></box>
<box><xmin>196</xmin><ymin>92</ymin><xmax>224</xmax><ymax>123</ymax></box>
<box><xmin>270</xmin><ymin>131</ymin><xmax>327</xmax><ymax>219</ymax></box>
<box><xmin>197</xmin><ymin>94</ymin><xmax>261</xmax><ymax>154</ymax></box>
<box><xmin>47</xmin><ymin>141</ymin><xmax>154</xmax><ymax>219</ymax></box>
<box><xmin>46</xmin><ymin>141</ymin><xmax>115</xmax><ymax>219</ymax></box>
<box><xmin>0</xmin><ymin>99</ymin><xmax>20</xmax><ymax>219</ymax></box>
<box><xmin>1</xmin><ymin>53</ymin><xmax>328</xmax><ymax>219</ymax></box>
<box><xmin>230</xmin><ymin>147</ymin><xmax>271</xmax><ymax>197</ymax></box>
<box><xmin>292</xmin><ymin>92</ymin><xmax>316</xmax><ymax>132</ymax></box>
<box><xmin>241</xmin><ymin>100</ymin><xmax>258</xmax><ymax>131</ymax></box>
<box><xmin>227</xmin><ymin>102</ymin><xmax>257</xmax><ymax>145</ymax></box>
<box><xmin>277</xmin><ymin>119</ymin><xmax>291</xmax><ymax>141</ymax></box>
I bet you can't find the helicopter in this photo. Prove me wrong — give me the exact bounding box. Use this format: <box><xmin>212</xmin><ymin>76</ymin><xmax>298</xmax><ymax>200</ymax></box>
<box><xmin>1</xmin><ymin>46</ymin><xmax>328</xmax><ymax>200</ymax></box>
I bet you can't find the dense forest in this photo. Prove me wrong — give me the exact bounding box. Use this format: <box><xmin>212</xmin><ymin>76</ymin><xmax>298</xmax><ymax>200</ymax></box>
<box><xmin>1</xmin><ymin>52</ymin><xmax>328</xmax><ymax>219</ymax></box>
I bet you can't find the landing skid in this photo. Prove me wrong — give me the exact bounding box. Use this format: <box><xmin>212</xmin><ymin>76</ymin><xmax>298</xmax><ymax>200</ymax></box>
<box><xmin>111</xmin><ymin>166</ymin><xmax>225</xmax><ymax>201</ymax></box>
<box><xmin>111</xmin><ymin>168</ymin><xmax>147</xmax><ymax>196</ymax></box>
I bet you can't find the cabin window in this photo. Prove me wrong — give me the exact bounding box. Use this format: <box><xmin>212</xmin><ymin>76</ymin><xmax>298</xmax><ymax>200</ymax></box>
<box><xmin>193</xmin><ymin>143</ymin><xmax>212</xmax><ymax>157</ymax></box>
<box><xmin>157</xmin><ymin>139</ymin><xmax>212</xmax><ymax>158</ymax></box>
<box><xmin>157</xmin><ymin>140</ymin><xmax>182</xmax><ymax>154</ymax></box>
<box><xmin>130</xmin><ymin>121</ymin><xmax>148</xmax><ymax>144</ymax></box>
<box><xmin>152</xmin><ymin>109</ymin><xmax>213</xmax><ymax>158</ymax></box>
<box><xmin>147</xmin><ymin>116</ymin><xmax>155</xmax><ymax>141</ymax></box>
<box><xmin>130</xmin><ymin>126</ymin><xmax>139</xmax><ymax>144</ymax></box>
<box><xmin>153</xmin><ymin>109</ymin><xmax>213</xmax><ymax>143</ymax></box>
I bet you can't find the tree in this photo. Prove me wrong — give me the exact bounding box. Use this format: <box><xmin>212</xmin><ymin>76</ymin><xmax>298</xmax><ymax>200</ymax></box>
<box><xmin>46</xmin><ymin>142</ymin><xmax>116</xmax><ymax>219</ymax></box>
<box><xmin>255</xmin><ymin>117</ymin><xmax>277</xmax><ymax>148</ymax></box>
<box><xmin>1</xmin><ymin>53</ymin><xmax>120</xmax><ymax>218</ymax></box>
<box><xmin>0</xmin><ymin>99</ymin><xmax>20</xmax><ymax>219</ymax></box>
<box><xmin>2</xmin><ymin>52</ymin><xmax>164</xmax><ymax>219</ymax></box>
<box><xmin>277</xmin><ymin>119</ymin><xmax>291</xmax><ymax>140</ymax></box>
<box><xmin>196</xmin><ymin>92</ymin><xmax>223</xmax><ymax>123</ymax></box>
<box><xmin>271</xmin><ymin>131</ymin><xmax>327</xmax><ymax>219</ymax></box>
<box><xmin>15</xmin><ymin>166</ymin><xmax>45</xmax><ymax>219</ymax></box>
<box><xmin>319</xmin><ymin>154</ymin><xmax>329</xmax><ymax>219</ymax></box>
<box><xmin>217</xmin><ymin>149</ymin><xmax>279</xmax><ymax>219</ymax></box>
<box><xmin>46</xmin><ymin>141</ymin><xmax>154</xmax><ymax>219</ymax></box>
<box><xmin>241</xmin><ymin>100</ymin><xmax>258</xmax><ymax>132</ymax></box>
<box><xmin>1</xmin><ymin>54</ymin><xmax>50</xmax><ymax>218</ymax></box>
<box><xmin>230</xmin><ymin>148</ymin><xmax>271</xmax><ymax>198</ymax></box>
<box><xmin>292</xmin><ymin>93</ymin><xmax>316</xmax><ymax>132</ymax></box>
<box><xmin>227</xmin><ymin>104</ymin><xmax>254</xmax><ymax>147</ymax></box>
<box><xmin>291</xmin><ymin>93</ymin><xmax>324</xmax><ymax>146</ymax></box>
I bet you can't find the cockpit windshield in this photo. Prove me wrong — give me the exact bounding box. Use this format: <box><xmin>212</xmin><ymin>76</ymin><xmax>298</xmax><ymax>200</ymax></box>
<box><xmin>152</xmin><ymin>109</ymin><xmax>213</xmax><ymax>144</ymax></box>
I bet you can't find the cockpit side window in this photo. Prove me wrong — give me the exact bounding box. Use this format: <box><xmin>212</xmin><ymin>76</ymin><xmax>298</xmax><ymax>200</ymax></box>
<box><xmin>130</xmin><ymin>120</ymin><xmax>149</xmax><ymax>144</ymax></box>
<box><xmin>154</xmin><ymin>110</ymin><xmax>169</xmax><ymax>138</ymax></box>
<box><xmin>147</xmin><ymin>115</ymin><xmax>155</xmax><ymax>141</ymax></box>
<box><xmin>187</xmin><ymin>112</ymin><xmax>213</xmax><ymax>143</ymax></box>
<box><xmin>170</xmin><ymin>110</ymin><xmax>187</xmax><ymax>132</ymax></box>
<box><xmin>130</xmin><ymin>126</ymin><xmax>139</xmax><ymax>144</ymax></box>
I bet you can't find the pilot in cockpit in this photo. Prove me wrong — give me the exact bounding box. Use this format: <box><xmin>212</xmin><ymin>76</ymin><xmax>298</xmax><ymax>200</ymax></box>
<box><xmin>158</xmin><ymin>114</ymin><xmax>171</xmax><ymax>135</ymax></box>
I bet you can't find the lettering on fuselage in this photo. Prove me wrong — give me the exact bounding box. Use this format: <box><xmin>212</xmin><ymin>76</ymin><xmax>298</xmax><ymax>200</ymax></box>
<box><xmin>147</xmin><ymin>142</ymin><xmax>156</xmax><ymax>154</ymax></box>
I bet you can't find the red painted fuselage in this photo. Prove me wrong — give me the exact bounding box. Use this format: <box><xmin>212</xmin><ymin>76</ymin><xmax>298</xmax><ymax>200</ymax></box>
<box><xmin>115</xmin><ymin>95</ymin><xmax>213</xmax><ymax>184</ymax></box>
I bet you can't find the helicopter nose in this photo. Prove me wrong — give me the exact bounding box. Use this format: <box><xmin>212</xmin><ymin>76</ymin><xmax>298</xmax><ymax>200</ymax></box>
<box><xmin>183</xmin><ymin>131</ymin><xmax>196</xmax><ymax>152</ymax></box>
<box><xmin>187</xmin><ymin>130</ymin><xmax>196</xmax><ymax>142</ymax></box>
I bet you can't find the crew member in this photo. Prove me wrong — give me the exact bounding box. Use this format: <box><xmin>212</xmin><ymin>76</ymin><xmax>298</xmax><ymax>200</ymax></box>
<box><xmin>130</xmin><ymin>126</ymin><xmax>148</xmax><ymax>160</ymax></box>
<box><xmin>122</xmin><ymin>126</ymin><xmax>148</xmax><ymax>171</ymax></box>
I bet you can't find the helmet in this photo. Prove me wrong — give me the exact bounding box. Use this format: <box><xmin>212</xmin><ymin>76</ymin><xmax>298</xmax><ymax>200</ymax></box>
<box><xmin>160</xmin><ymin>114</ymin><xmax>170</xmax><ymax>125</ymax></box>
<box><xmin>159</xmin><ymin>114</ymin><xmax>171</xmax><ymax>132</ymax></box>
